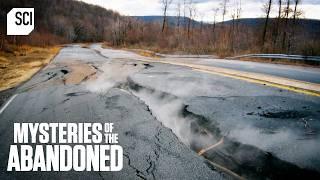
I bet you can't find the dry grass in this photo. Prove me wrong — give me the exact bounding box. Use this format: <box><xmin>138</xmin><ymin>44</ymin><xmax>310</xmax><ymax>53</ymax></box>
<box><xmin>102</xmin><ymin>42</ymin><xmax>161</xmax><ymax>58</ymax></box>
<box><xmin>130</xmin><ymin>49</ymin><xmax>161</xmax><ymax>58</ymax></box>
<box><xmin>80</xmin><ymin>43</ymin><xmax>92</xmax><ymax>49</ymax></box>
<box><xmin>101</xmin><ymin>43</ymin><xmax>111</xmax><ymax>49</ymax></box>
<box><xmin>0</xmin><ymin>45</ymin><xmax>60</xmax><ymax>91</ymax></box>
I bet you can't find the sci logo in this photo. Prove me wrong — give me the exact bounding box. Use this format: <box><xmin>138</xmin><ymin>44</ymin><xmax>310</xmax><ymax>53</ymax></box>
<box><xmin>7</xmin><ymin>8</ymin><xmax>34</xmax><ymax>35</ymax></box>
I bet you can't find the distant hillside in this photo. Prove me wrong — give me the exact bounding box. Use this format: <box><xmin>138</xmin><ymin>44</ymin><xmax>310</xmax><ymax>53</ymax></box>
<box><xmin>222</xmin><ymin>18</ymin><xmax>320</xmax><ymax>34</ymax></box>
<box><xmin>132</xmin><ymin>16</ymin><xmax>201</xmax><ymax>27</ymax></box>
<box><xmin>0</xmin><ymin>0</ymin><xmax>120</xmax><ymax>45</ymax></box>
<box><xmin>133</xmin><ymin>16</ymin><xmax>320</xmax><ymax>36</ymax></box>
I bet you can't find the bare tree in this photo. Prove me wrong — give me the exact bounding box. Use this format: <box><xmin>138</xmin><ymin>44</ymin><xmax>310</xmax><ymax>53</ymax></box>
<box><xmin>234</xmin><ymin>0</ymin><xmax>242</xmax><ymax>35</ymax></box>
<box><xmin>236</xmin><ymin>0</ymin><xmax>242</xmax><ymax>20</ymax></box>
<box><xmin>212</xmin><ymin>8</ymin><xmax>219</xmax><ymax>33</ymax></box>
<box><xmin>289</xmin><ymin>0</ymin><xmax>301</xmax><ymax>52</ymax></box>
<box><xmin>277</xmin><ymin>0</ymin><xmax>282</xmax><ymax>20</ymax></box>
<box><xmin>160</xmin><ymin>0</ymin><xmax>173</xmax><ymax>32</ymax></box>
<box><xmin>272</xmin><ymin>0</ymin><xmax>282</xmax><ymax>50</ymax></box>
<box><xmin>282</xmin><ymin>0</ymin><xmax>291</xmax><ymax>50</ymax></box>
<box><xmin>176</xmin><ymin>0</ymin><xmax>182</xmax><ymax>29</ymax></box>
<box><xmin>231</xmin><ymin>9</ymin><xmax>236</xmax><ymax>52</ymax></box>
<box><xmin>235</xmin><ymin>0</ymin><xmax>242</xmax><ymax>51</ymax></box>
<box><xmin>284</xmin><ymin>0</ymin><xmax>291</xmax><ymax>19</ymax></box>
<box><xmin>187</xmin><ymin>0</ymin><xmax>194</xmax><ymax>39</ymax></box>
<box><xmin>183</xmin><ymin>0</ymin><xmax>187</xmax><ymax>29</ymax></box>
<box><xmin>220</xmin><ymin>0</ymin><xmax>229</xmax><ymax>24</ymax></box>
<box><xmin>262</xmin><ymin>0</ymin><xmax>273</xmax><ymax>47</ymax></box>
<box><xmin>292</xmin><ymin>0</ymin><xmax>300</xmax><ymax>25</ymax></box>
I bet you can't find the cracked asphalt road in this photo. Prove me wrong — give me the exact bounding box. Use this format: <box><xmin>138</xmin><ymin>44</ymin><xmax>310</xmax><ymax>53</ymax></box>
<box><xmin>0</xmin><ymin>45</ymin><xmax>225</xmax><ymax>180</ymax></box>
<box><xmin>0</xmin><ymin>44</ymin><xmax>319</xmax><ymax>179</ymax></box>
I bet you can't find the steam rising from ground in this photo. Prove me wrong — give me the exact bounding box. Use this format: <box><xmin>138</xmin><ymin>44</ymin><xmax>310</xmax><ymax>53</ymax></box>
<box><xmin>135</xmin><ymin>73</ymin><xmax>214</xmax><ymax>98</ymax></box>
<box><xmin>85</xmin><ymin>61</ymin><xmax>217</xmax><ymax>147</ymax></box>
<box><xmin>86</xmin><ymin>62</ymin><xmax>142</xmax><ymax>93</ymax></box>
<box><xmin>135</xmin><ymin>90</ymin><xmax>192</xmax><ymax>145</ymax></box>
<box><xmin>229</xmin><ymin>125</ymin><xmax>320</xmax><ymax>170</ymax></box>
<box><xmin>132</xmin><ymin>89</ymin><xmax>217</xmax><ymax>148</ymax></box>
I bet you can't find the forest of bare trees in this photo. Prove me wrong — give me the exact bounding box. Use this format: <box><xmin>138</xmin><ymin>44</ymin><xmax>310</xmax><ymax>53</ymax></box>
<box><xmin>108</xmin><ymin>0</ymin><xmax>320</xmax><ymax>56</ymax></box>
<box><xmin>1</xmin><ymin>0</ymin><xmax>320</xmax><ymax>56</ymax></box>
<box><xmin>0</xmin><ymin>0</ymin><xmax>120</xmax><ymax>47</ymax></box>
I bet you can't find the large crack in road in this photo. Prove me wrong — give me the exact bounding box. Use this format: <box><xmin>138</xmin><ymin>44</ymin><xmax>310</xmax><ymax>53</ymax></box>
<box><xmin>124</xmin><ymin>76</ymin><xmax>320</xmax><ymax>179</ymax></box>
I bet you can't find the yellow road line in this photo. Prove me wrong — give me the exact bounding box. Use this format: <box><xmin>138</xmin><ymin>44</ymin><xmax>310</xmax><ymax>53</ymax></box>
<box><xmin>198</xmin><ymin>137</ymin><xmax>224</xmax><ymax>156</ymax></box>
<box><xmin>194</xmin><ymin>68</ymin><xmax>320</xmax><ymax>97</ymax></box>
<box><xmin>127</xmin><ymin>58</ymin><xmax>320</xmax><ymax>97</ymax></box>
<box><xmin>206</xmin><ymin>160</ymin><xmax>245</xmax><ymax>180</ymax></box>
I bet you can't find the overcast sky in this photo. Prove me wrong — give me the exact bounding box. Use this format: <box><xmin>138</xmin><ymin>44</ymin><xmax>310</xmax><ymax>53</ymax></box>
<box><xmin>80</xmin><ymin>0</ymin><xmax>320</xmax><ymax>22</ymax></box>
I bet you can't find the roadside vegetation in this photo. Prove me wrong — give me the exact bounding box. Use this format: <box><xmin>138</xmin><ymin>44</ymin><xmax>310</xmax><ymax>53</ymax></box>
<box><xmin>108</xmin><ymin>0</ymin><xmax>320</xmax><ymax>57</ymax></box>
<box><xmin>0</xmin><ymin>0</ymin><xmax>120</xmax><ymax>46</ymax></box>
<box><xmin>0</xmin><ymin>45</ymin><xmax>60</xmax><ymax>91</ymax></box>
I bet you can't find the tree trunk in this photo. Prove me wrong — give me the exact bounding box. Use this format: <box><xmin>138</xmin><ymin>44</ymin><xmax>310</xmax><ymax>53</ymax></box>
<box><xmin>289</xmin><ymin>0</ymin><xmax>299</xmax><ymax>53</ymax></box>
<box><xmin>162</xmin><ymin>16</ymin><xmax>167</xmax><ymax>32</ymax></box>
<box><xmin>262</xmin><ymin>0</ymin><xmax>272</xmax><ymax>47</ymax></box>
<box><xmin>162</xmin><ymin>4</ymin><xmax>168</xmax><ymax>33</ymax></box>
<box><xmin>231</xmin><ymin>17</ymin><xmax>235</xmax><ymax>53</ymax></box>
<box><xmin>272</xmin><ymin>0</ymin><xmax>282</xmax><ymax>51</ymax></box>
<box><xmin>187</xmin><ymin>18</ymin><xmax>191</xmax><ymax>39</ymax></box>
<box><xmin>212</xmin><ymin>21</ymin><xmax>216</xmax><ymax>34</ymax></box>
<box><xmin>293</xmin><ymin>0</ymin><xmax>299</xmax><ymax>25</ymax></box>
<box><xmin>282</xmin><ymin>0</ymin><xmax>290</xmax><ymax>51</ymax></box>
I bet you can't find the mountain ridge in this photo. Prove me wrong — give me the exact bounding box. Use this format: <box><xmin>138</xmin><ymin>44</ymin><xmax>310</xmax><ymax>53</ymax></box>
<box><xmin>132</xmin><ymin>16</ymin><xmax>320</xmax><ymax>33</ymax></box>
